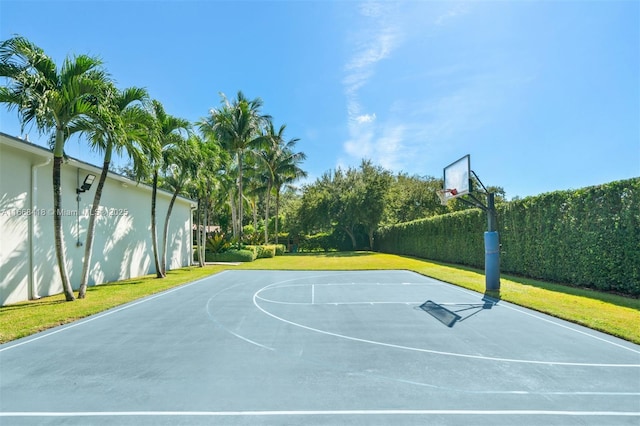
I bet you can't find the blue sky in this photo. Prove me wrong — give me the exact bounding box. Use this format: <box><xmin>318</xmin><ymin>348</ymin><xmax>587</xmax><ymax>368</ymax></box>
<box><xmin>1</xmin><ymin>0</ymin><xmax>638</xmax><ymax>199</ymax></box>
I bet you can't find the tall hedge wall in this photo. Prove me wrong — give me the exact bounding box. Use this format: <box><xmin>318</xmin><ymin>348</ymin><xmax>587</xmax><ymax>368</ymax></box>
<box><xmin>375</xmin><ymin>178</ymin><xmax>640</xmax><ymax>296</ymax></box>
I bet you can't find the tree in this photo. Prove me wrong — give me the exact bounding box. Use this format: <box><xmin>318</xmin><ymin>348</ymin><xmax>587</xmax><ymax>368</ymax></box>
<box><xmin>148</xmin><ymin>100</ymin><xmax>190</xmax><ymax>278</ymax></box>
<box><xmin>270</xmin><ymin>140</ymin><xmax>306</xmax><ymax>245</ymax></box>
<box><xmin>298</xmin><ymin>173</ymin><xmax>333</xmax><ymax>235</ymax></box>
<box><xmin>298</xmin><ymin>160</ymin><xmax>388</xmax><ymax>250</ymax></box>
<box><xmin>76</xmin><ymin>84</ymin><xmax>157</xmax><ymax>298</ymax></box>
<box><xmin>160</xmin><ymin>134</ymin><xmax>200</xmax><ymax>275</ymax></box>
<box><xmin>190</xmin><ymin>132</ymin><xmax>223</xmax><ymax>266</ymax></box>
<box><xmin>383</xmin><ymin>173</ymin><xmax>446</xmax><ymax>225</ymax></box>
<box><xmin>298</xmin><ymin>168</ymin><xmax>361</xmax><ymax>249</ymax></box>
<box><xmin>0</xmin><ymin>36</ymin><xmax>107</xmax><ymax>301</ymax></box>
<box><xmin>200</xmin><ymin>91</ymin><xmax>270</xmax><ymax>247</ymax></box>
<box><xmin>241</xmin><ymin>150</ymin><xmax>266</xmax><ymax>242</ymax></box>
<box><xmin>359</xmin><ymin>160</ymin><xmax>392</xmax><ymax>249</ymax></box>
<box><xmin>257</xmin><ymin>122</ymin><xmax>306</xmax><ymax>244</ymax></box>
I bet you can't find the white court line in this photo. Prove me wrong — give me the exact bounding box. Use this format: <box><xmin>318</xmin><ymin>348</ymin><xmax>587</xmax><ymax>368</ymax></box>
<box><xmin>257</xmin><ymin>273</ymin><xmax>640</xmax><ymax>357</ymax></box>
<box><xmin>440</xmin><ymin>280</ymin><xmax>640</xmax><ymax>355</ymax></box>
<box><xmin>0</xmin><ymin>410</ymin><xmax>638</xmax><ymax>417</ymax></box>
<box><xmin>253</xmin><ymin>282</ymin><xmax>640</xmax><ymax>368</ymax></box>
<box><xmin>0</xmin><ymin>271</ymin><xmax>231</xmax><ymax>354</ymax></box>
<box><xmin>255</xmin><ymin>295</ymin><xmax>424</xmax><ymax>306</ymax></box>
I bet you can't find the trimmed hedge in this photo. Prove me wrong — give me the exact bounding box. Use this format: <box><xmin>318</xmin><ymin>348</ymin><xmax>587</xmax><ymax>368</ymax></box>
<box><xmin>194</xmin><ymin>249</ymin><xmax>256</xmax><ymax>263</ymax></box>
<box><xmin>376</xmin><ymin>209</ymin><xmax>485</xmax><ymax>266</ymax></box>
<box><xmin>376</xmin><ymin>178</ymin><xmax>640</xmax><ymax>296</ymax></box>
<box><xmin>210</xmin><ymin>249</ymin><xmax>256</xmax><ymax>262</ymax></box>
<box><xmin>195</xmin><ymin>244</ymin><xmax>287</xmax><ymax>263</ymax></box>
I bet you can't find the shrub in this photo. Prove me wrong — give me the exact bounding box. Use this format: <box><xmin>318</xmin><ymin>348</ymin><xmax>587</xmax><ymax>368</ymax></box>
<box><xmin>209</xmin><ymin>249</ymin><xmax>256</xmax><ymax>263</ymax></box>
<box><xmin>259</xmin><ymin>245</ymin><xmax>277</xmax><ymax>258</ymax></box>
<box><xmin>243</xmin><ymin>245</ymin><xmax>259</xmax><ymax>258</ymax></box>
<box><xmin>206</xmin><ymin>233</ymin><xmax>231</xmax><ymax>253</ymax></box>
<box><xmin>194</xmin><ymin>248</ymin><xmax>257</xmax><ymax>263</ymax></box>
<box><xmin>246</xmin><ymin>245</ymin><xmax>276</xmax><ymax>259</ymax></box>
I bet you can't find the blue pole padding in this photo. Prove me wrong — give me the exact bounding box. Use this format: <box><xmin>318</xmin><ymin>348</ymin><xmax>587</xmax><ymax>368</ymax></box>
<box><xmin>484</xmin><ymin>231</ymin><xmax>500</xmax><ymax>291</ymax></box>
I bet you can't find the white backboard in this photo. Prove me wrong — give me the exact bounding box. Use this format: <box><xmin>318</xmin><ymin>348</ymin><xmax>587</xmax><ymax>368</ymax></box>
<box><xmin>443</xmin><ymin>154</ymin><xmax>470</xmax><ymax>201</ymax></box>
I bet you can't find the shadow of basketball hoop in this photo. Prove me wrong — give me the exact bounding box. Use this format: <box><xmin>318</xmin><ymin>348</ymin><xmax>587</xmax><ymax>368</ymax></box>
<box><xmin>418</xmin><ymin>292</ymin><xmax>501</xmax><ymax>328</ymax></box>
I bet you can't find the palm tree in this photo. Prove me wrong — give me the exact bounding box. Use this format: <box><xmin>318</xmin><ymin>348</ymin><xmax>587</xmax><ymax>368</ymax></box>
<box><xmin>242</xmin><ymin>151</ymin><xmax>267</xmax><ymax>241</ymax></box>
<box><xmin>271</xmin><ymin>142</ymin><xmax>307</xmax><ymax>245</ymax></box>
<box><xmin>190</xmin><ymin>132</ymin><xmax>223</xmax><ymax>266</ymax></box>
<box><xmin>75</xmin><ymin>84</ymin><xmax>157</xmax><ymax>298</ymax></box>
<box><xmin>160</xmin><ymin>134</ymin><xmax>200</xmax><ymax>275</ymax></box>
<box><xmin>200</xmin><ymin>91</ymin><xmax>270</xmax><ymax>247</ymax></box>
<box><xmin>0</xmin><ymin>36</ymin><xmax>107</xmax><ymax>301</ymax></box>
<box><xmin>148</xmin><ymin>100</ymin><xmax>190</xmax><ymax>278</ymax></box>
<box><xmin>257</xmin><ymin>122</ymin><xmax>307</xmax><ymax>244</ymax></box>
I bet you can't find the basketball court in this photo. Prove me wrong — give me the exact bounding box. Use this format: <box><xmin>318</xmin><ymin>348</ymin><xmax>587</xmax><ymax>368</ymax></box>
<box><xmin>1</xmin><ymin>270</ymin><xmax>638</xmax><ymax>425</ymax></box>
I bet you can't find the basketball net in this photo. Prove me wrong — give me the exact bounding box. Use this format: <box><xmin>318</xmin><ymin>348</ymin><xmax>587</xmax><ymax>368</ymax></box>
<box><xmin>436</xmin><ymin>188</ymin><xmax>458</xmax><ymax>206</ymax></box>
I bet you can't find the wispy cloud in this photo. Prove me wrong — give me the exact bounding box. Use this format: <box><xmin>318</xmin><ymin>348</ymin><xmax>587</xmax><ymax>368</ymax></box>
<box><xmin>434</xmin><ymin>3</ymin><xmax>470</xmax><ymax>26</ymax></box>
<box><xmin>341</xmin><ymin>1</ymin><xmax>402</xmax><ymax>169</ymax></box>
<box><xmin>339</xmin><ymin>1</ymin><xmax>516</xmax><ymax>176</ymax></box>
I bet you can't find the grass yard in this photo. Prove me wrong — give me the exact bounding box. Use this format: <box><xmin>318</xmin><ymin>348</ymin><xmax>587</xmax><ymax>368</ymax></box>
<box><xmin>1</xmin><ymin>252</ymin><xmax>638</xmax><ymax>345</ymax></box>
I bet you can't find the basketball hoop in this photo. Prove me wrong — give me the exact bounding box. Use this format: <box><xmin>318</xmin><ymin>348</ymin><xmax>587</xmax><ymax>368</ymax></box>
<box><xmin>436</xmin><ymin>188</ymin><xmax>458</xmax><ymax>206</ymax></box>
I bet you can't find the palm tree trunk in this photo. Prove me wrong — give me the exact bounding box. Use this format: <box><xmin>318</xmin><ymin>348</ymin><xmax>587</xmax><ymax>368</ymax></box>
<box><xmin>196</xmin><ymin>197</ymin><xmax>204</xmax><ymax>267</ymax></box>
<box><xmin>78</xmin><ymin>155</ymin><xmax>110</xmax><ymax>298</ymax></box>
<box><xmin>200</xmin><ymin>186</ymin><xmax>209</xmax><ymax>265</ymax></box>
<box><xmin>252</xmin><ymin>197</ymin><xmax>258</xmax><ymax>234</ymax></box>
<box><xmin>161</xmin><ymin>184</ymin><xmax>181</xmax><ymax>275</ymax></box>
<box><xmin>151</xmin><ymin>171</ymin><xmax>164</xmax><ymax>278</ymax></box>
<box><xmin>52</xmin><ymin>153</ymin><xmax>75</xmax><ymax>301</ymax></box>
<box><xmin>264</xmin><ymin>182</ymin><xmax>271</xmax><ymax>244</ymax></box>
<box><xmin>229</xmin><ymin>188</ymin><xmax>238</xmax><ymax>238</ymax></box>
<box><xmin>274</xmin><ymin>189</ymin><xmax>280</xmax><ymax>245</ymax></box>
<box><xmin>237</xmin><ymin>152</ymin><xmax>243</xmax><ymax>248</ymax></box>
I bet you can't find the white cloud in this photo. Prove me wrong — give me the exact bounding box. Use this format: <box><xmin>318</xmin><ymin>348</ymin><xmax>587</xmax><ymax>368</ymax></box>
<box><xmin>355</xmin><ymin>113</ymin><xmax>376</xmax><ymax>124</ymax></box>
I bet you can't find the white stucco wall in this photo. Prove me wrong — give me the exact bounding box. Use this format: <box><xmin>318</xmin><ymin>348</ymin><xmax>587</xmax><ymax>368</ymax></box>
<box><xmin>0</xmin><ymin>133</ymin><xmax>194</xmax><ymax>306</ymax></box>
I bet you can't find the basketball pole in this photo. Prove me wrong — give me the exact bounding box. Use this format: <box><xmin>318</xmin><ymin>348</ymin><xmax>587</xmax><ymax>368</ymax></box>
<box><xmin>484</xmin><ymin>192</ymin><xmax>500</xmax><ymax>292</ymax></box>
<box><xmin>443</xmin><ymin>156</ymin><xmax>500</xmax><ymax>293</ymax></box>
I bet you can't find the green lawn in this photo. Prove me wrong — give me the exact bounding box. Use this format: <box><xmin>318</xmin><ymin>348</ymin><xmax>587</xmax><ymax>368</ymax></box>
<box><xmin>1</xmin><ymin>252</ymin><xmax>638</xmax><ymax>345</ymax></box>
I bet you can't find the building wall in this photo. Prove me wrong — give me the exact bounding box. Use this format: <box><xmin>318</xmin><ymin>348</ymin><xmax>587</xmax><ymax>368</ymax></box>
<box><xmin>0</xmin><ymin>140</ymin><xmax>32</xmax><ymax>305</ymax></box>
<box><xmin>0</xmin><ymin>133</ymin><xmax>194</xmax><ymax>306</ymax></box>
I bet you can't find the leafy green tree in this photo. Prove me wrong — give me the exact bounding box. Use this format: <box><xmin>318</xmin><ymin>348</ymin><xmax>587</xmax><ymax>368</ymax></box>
<box><xmin>275</xmin><ymin>187</ymin><xmax>304</xmax><ymax>242</ymax></box>
<box><xmin>0</xmin><ymin>36</ymin><xmax>107</xmax><ymax>301</ymax></box>
<box><xmin>299</xmin><ymin>164</ymin><xmax>367</xmax><ymax>250</ymax></box>
<box><xmin>298</xmin><ymin>171</ymin><xmax>335</xmax><ymax>236</ymax></box>
<box><xmin>359</xmin><ymin>160</ymin><xmax>392</xmax><ymax>249</ymax></box>
<box><xmin>383</xmin><ymin>173</ymin><xmax>446</xmax><ymax>225</ymax></box>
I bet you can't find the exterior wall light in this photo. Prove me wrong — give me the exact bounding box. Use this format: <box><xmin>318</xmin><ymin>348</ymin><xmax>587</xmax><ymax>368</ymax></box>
<box><xmin>76</xmin><ymin>174</ymin><xmax>96</xmax><ymax>193</ymax></box>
